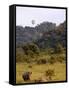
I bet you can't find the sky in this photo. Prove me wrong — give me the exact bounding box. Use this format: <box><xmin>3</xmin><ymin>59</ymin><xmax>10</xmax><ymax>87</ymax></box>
<box><xmin>16</xmin><ymin>6</ymin><xmax>66</xmax><ymax>27</ymax></box>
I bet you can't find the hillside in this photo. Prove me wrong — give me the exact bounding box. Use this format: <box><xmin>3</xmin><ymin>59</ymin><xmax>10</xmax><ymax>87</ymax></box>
<box><xmin>16</xmin><ymin>21</ymin><xmax>66</xmax><ymax>49</ymax></box>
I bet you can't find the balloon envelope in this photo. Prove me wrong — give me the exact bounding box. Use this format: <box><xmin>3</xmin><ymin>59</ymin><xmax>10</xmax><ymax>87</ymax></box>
<box><xmin>32</xmin><ymin>20</ymin><xmax>35</xmax><ymax>25</ymax></box>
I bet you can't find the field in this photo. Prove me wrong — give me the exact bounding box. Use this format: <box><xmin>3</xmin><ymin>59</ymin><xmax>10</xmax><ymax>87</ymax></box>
<box><xmin>16</xmin><ymin>53</ymin><xmax>66</xmax><ymax>84</ymax></box>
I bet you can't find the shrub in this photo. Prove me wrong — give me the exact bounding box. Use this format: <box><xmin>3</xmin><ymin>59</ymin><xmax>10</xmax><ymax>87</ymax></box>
<box><xmin>22</xmin><ymin>45</ymin><xmax>29</xmax><ymax>55</ymax></box>
<box><xmin>54</xmin><ymin>44</ymin><xmax>64</xmax><ymax>53</ymax></box>
<box><xmin>22</xmin><ymin>43</ymin><xmax>40</xmax><ymax>55</ymax></box>
<box><xmin>37</xmin><ymin>58</ymin><xmax>47</xmax><ymax>64</ymax></box>
<box><xmin>47</xmin><ymin>48</ymin><xmax>54</xmax><ymax>54</ymax></box>
<box><xmin>16</xmin><ymin>52</ymin><xmax>23</xmax><ymax>62</ymax></box>
<box><xmin>28</xmin><ymin>65</ymin><xmax>32</xmax><ymax>68</ymax></box>
<box><xmin>45</xmin><ymin>69</ymin><xmax>55</xmax><ymax>80</ymax></box>
<box><xmin>49</xmin><ymin>56</ymin><xmax>56</xmax><ymax>64</ymax></box>
<box><xmin>28</xmin><ymin>43</ymin><xmax>40</xmax><ymax>54</ymax></box>
<box><xmin>57</xmin><ymin>56</ymin><xmax>65</xmax><ymax>63</ymax></box>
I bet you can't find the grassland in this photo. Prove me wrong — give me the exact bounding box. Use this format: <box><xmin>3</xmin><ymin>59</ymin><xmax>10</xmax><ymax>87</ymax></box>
<box><xmin>16</xmin><ymin>53</ymin><xmax>66</xmax><ymax>84</ymax></box>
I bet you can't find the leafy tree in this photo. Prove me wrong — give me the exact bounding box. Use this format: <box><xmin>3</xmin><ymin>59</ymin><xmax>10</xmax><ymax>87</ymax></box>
<box><xmin>54</xmin><ymin>43</ymin><xmax>64</xmax><ymax>53</ymax></box>
<box><xmin>22</xmin><ymin>43</ymin><xmax>40</xmax><ymax>55</ymax></box>
<box><xmin>22</xmin><ymin>45</ymin><xmax>29</xmax><ymax>55</ymax></box>
<box><xmin>28</xmin><ymin>43</ymin><xmax>40</xmax><ymax>54</ymax></box>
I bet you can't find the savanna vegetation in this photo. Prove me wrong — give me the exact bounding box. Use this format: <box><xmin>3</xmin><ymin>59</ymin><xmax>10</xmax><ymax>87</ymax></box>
<box><xmin>16</xmin><ymin>21</ymin><xmax>66</xmax><ymax>84</ymax></box>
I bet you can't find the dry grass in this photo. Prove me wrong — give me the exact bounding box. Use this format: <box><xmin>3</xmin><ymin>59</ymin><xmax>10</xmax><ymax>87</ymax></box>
<box><xmin>16</xmin><ymin>62</ymin><xmax>66</xmax><ymax>84</ymax></box>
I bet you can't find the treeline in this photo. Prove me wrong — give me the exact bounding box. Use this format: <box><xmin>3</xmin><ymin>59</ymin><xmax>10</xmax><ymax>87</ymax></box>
<box><xmin>16</xmin><ymin>21</ymin><xmax>66</xmax><ymax>63</ymax></box>
<box><xmin>16</xmin><ymin>21</ymin><xmax>66</xmax><ymax>48</ymax></box>
<box><xmin>35</xmin><ymin>21</ymin><xmax>66</xmax><ymax>49</ymax></box>
<box><xmin>16</xmin><ymin>42</ymin><xmax>65</xmax><ymax>63</ymax></box>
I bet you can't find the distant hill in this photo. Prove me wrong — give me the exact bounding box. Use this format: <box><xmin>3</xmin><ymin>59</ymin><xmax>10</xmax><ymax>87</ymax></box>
<box><xmin>16</xmin><ymin>21</ymin><xmax>66</xmax><ymax>49</ymax></box>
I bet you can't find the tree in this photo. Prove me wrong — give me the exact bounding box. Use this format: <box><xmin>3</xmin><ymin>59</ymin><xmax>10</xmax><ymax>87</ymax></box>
<box><xmin>22</xmin><ymin>45</ymin><xmax>29</xmax><ymax>55</ymax></box>
<box><xmin>54</xmin><ymin>43</ymin><xmax>64</xmax><ymax>53</ymax></box>
<box><xmin>22</xmin><ymin>43</ymin><xmax>40</xmax><ymax>57</ymax></box>
<box><xmin>28</xmin><ymin>43</ymin><xmax>40</xmax><ymax>54</ymax></box>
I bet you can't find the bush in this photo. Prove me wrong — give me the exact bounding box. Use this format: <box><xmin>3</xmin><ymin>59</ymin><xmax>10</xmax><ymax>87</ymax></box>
<box><xmin>16</xmin><ymin>51</ymin><xmax>31</xmax><ymax>63</ymax></box>
<box><xmin>57</xmin><ymin>56</ymin><xmax>65</xmax><ymax>63</ymax></box>
<box><xmin>54</xmin><ymin>44</ymin><xmax>64</xmax><ymax>53</ymax></box>
<box><xmin>16</xmin><ymin>52</ymin><xmax>23</xmax><ymax>62</ymax></box>
<box><xmin>37</xmin><ymin>58</ymin><xmax>47</xmax><ymax>64</ymax></box>
<box><xmin>28</xmin><ymin>43</ymin><xmax>40</xmax><ymax>54</ymax></box>
<box><xmin>22</xmin><ymin>45</ymin><xmax>29</xmax><ymax>55</ymax></box>
<box><xmin>47</xmin><ymin>48</ymin><xmax>55</xmax><ymax>54</ymax></box>
<box><xmin>28</xmin><ymin>65</ymin><xmax>32</xmax><ymax>68</ymax></box>
<box><xmin>49</xmin><ymin>56</ymin><xmax>56</xmax><ymax>64</ymax></box>
<box><xmin>45</xmin><ymin>69</ymin><xmax>55</xmax><ymax>80</ymax></box>
<box><xmin>22</xmin><ymin>43</ymin><xmax>40</xmax><ymax>55</ymax></box>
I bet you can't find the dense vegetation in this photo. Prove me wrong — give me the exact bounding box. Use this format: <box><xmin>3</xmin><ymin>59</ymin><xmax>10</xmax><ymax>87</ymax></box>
<box><xmin>16</xmin><ymin>21</ymin><xmax>66</xmax><ymax>83</ymax></box>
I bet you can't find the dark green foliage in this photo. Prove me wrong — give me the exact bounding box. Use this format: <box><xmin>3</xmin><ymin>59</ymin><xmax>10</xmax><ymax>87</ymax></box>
<box><xmin>16</xmin><ymin>21</ymin><xmax>66</xmax><ymax>63</ymax></box>
<box><xmin>34</xmin><ymin>21</ymin><xmax>66</xmax><ymax>49</ymax></box>
<box><xmin>16</xmin><ymin>21</ymin><xmax>66</xmax><ymax>49</ymax></box>
<box><xmin>16</xmin><ymin>43</ymin><xmax>40</xmax><ymax>63</ymax></box>
<box><xmin>28</xmin><ymin>43</ymin><xmax>40</xmax><ymax>54</ymax></box>
<box><xmin>22</xmin><ymin>43</ymin><xmax>40</xmax><ymax>55</ymax></box>
<box><xmin>22</xmin><ymin>45</ymin><xmax>29</xmax><ymax>55</ymax></box>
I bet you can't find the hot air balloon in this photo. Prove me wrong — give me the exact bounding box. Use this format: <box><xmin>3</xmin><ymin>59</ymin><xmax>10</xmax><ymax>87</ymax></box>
<box><xmin>32</xmin><ymin>20</ymin><xmax>35</xmax><ymax>25</ymax></box>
